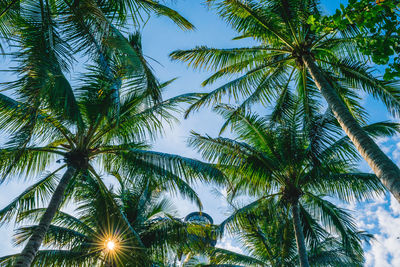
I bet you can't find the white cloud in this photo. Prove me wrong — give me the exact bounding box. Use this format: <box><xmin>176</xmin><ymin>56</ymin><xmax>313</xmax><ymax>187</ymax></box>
<box><xmin>349</xmin><ymin>195</ymin><xmax>400</xmax><ymax>267</ymax></box>
<box><xmin>390</xmin><ymin>195</ymin><xmax>400</xmax><ymax>216</ymax></box>
<box><xmin>217</xmin><ymin>235</ymin><xmax>243</xmax><ymax>254</ymax></box>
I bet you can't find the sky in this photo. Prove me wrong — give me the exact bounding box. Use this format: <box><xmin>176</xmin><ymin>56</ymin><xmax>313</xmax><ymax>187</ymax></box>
<box><xmin>1</xmin><ymin>0</ymin><xmax>400</xmax><ymax>266</ymax></box>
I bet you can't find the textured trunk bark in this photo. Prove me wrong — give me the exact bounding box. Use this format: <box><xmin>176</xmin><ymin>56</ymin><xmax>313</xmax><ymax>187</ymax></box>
<box><xmin>291</xmin><ymin>201</ymin><xmax>310</xmax><ymax>267</ymax></box>
<box><xmin>14</xmin><ymin>166</ymin><xmax>77</xmax><ymax>267</ymax></box>
<box><xmin>302</xmin><ymin>54</ymin><xmax>400</xmax><ymax>203</ymax></box>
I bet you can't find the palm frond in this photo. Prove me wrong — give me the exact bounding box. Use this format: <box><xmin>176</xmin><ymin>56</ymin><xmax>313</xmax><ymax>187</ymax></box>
<box><xmin>0</xmin><ymin>166</ymin><xmax>64</xmax><ymax>225</ymax></box>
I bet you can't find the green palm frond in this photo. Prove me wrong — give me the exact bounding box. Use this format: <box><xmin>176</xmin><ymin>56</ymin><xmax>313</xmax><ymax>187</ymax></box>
<box><xmin>189</xmin><ymin>92</ymin><xmax>388</xmax><ymax>266</ymax></box>
<box><xmin>318</xmin><ymin>57</ymin><xmax>400</xmax><ymax>117</ymax></box>
<box><xmin>133</xmin><ymin>0</ymin><xmax>194</xmax><ymax>30</ymax></box>
<box><xmin>307</xmin><ymin>172</ymin><xmax>385</xmax><ymax>203</ymax></box>
<box><xmin>14</xmin><ymin>224</ymin><xmax>89</xmax><ymax>248</ymax></box>
<box><xmin>0</xmin><ymin>146</ymin><xmax>63</xmax><ymax>183</ymax></box>
<box><xmin>8</xmin><ymin>170</ymin><xmax>217</xmax><ymax>266</ymax></box>
<box><xmin>119</xmin><ymin>149</ymin><xmax>225</xmax><ymax>185</ymax></box>
<box><xmin>302</xmin><ymin>194</ymin><xmax>361</xmax><ymax>252</ymax></box>
<box><xmin>219</xmin><ymin>196</ymin><xmax>274</xmax><ymax>234</ymax></box>
<box><xmin>207</xmin><ymin>247</ymin><xmax>264</xmax><ymax>266</ymax></box>
<box><xmin>0</xmin><ymin>166</ymin><xmax>64</xmax><ymax>225</ymax></box>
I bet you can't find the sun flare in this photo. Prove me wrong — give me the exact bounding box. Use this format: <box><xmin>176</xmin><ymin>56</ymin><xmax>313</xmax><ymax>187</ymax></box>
<box><xmin>93</xmin><ymin>223</ymin><xmax>137</xmax><ymax>265</ymax></box>
<box><xmin>106</xmin><ymin>240</ymin><xmax>116</xmax><ymax>251</ymax></box>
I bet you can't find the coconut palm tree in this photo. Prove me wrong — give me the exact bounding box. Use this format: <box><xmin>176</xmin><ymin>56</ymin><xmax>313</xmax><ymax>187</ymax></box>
<box><xmin>172</xmin><ymin>200</ymin><xmax>370</xmax><ymax>267</ymax></box>
<box><xmin>0</xmin><ymin>39</ymin><xmax>223</xmax><ymax>266</ymax></box>
<box><xmin>188</xmin><ymin>95</ymin><xmax>396</xmax><ymax>267</ymax></box>
<box><xmin>1</xmin><ymin>0</ymin><xmax>194</xmax><ymax>135</ymax></box>
<box><xmin>0</xmin><ymin>173</ymin><xmax>216</xmax><ymax>266</ymax></box>
<box><xmin>204</xmin><ymin>196</ymin><xmax>371</xmax><ymax>267</ymax></box>
<box><xmin>0</xmin><ymin>0</ymin><xmax>194</xmax><ymax>61</ymax></box>
<box><xmin>170</xmin><ymin>0</ymin><xmax>400</xmax><ymax>203</ymax></box>
<box><xmin>0</xmin><ymin>0</ymin><xmax>200</xmax><ymax>266</ymax></box>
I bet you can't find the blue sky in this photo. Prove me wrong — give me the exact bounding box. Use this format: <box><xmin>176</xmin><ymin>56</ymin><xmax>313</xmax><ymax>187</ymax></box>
<box><xmin>1</xmin><ymin>0</ymin><xmax>400</xmax><ymax>266</ymax></box>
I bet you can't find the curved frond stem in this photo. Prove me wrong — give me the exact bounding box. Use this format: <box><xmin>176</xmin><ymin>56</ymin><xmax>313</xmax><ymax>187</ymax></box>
<box><xmin>219</xmin><ymin>0</ymin><xmax>294</xmax><ymax>49</ymax></box>
<box><xmin>0</xmin><ymin>164</ymin><xmax>66</xmax><ymax>225</ymax></box>
<box><xmin>87</xmin><ymin>165</ymin><xmax>146</xmax><ymax>248</ymax></box>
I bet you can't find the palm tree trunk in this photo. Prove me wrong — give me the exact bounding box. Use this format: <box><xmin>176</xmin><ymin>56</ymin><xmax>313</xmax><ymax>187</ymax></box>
<box><xmin>14</xmin><ymin>166</ymin><xmax>77</xmax><ymax>267</ymax></box>
<box><xmin>302</xmin><ymin>54</ymin><xmax>400</xmax><ymax>203</ymax></box>
<box><xmin>291</xmin><ymin>201</ymin><xmax>310</xmax><ymax>267</ymax></box>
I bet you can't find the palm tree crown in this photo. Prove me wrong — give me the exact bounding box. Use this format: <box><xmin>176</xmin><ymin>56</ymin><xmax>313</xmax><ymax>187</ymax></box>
<box><xmin>170</xmin><ymin>0</ymin><xmax>400</xmax><ymax>203</ymax></box>
<box><xmin>207</xmin><ymin>200</ymin><xmax>371</xmax><ymax>267</ymax></box>
<box><xmin>1</xmin><ymin>173</ymin><xmax>217</xmax><ymax>266</ymax></box>
<box><xmin>188</xmin><ymin>95</ymin><xmax>398</xmax><ymax>266</ymax></box>
<box><xmin>0</xmin><ymin>26</ymin><xmax>223</xmax><ymax>265</ymax></box>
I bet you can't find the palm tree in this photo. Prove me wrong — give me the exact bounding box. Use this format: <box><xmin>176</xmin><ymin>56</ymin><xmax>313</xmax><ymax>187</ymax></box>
<box><xmin>171</xmin><ymin>201</ymin><xmax>370</xmax><ymax>267</ymax></box>
<box><xmin>0</xmin><ymin>41</ymin><xmax>223</xmax><ymax>266</ymax></box>
<box><xmin>0</xmin><ymin>0</ymin><xmax>195</xmax><ymax>129</ymax></box>
<box><xmin>1</xmin><ymin>0</ymin><xmax>196</xmax><ymax>129</ymax></box>
<box><xmin>0</xmin><ymin>0</ymin><xmax>206</xmax><ymax>263</ymax></box>
<box><xmin>205</xmin><ymin>197</ymin><xmax>372</xmax><ymax>267</ymax></box>
<box><xmin>188</xmin><ymin>96</ymin><xmax>396</xmax><ymax>267</ymax></box>
<box><xmin>0</xmin><ymin>173</ymin><xmax>216</xmax><ymax>266</ymax></box>
<box><xmin>170</xmin><ymin>0</ymin><xmax>400</xmax><ymax>203</ymax></box>
<box><xmin>0</xmin><ymin>0</ymin><xmax>194</xmax><ymax>58</ymax></box>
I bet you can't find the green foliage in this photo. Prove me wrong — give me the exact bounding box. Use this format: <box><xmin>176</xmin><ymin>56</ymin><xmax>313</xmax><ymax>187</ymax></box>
<box><xmin>0</xmin><ymin>58</ymin><xmax>223</xmax><ymax>230</ymax></box>
<box><xmin>0</xmin><ymin>21</ymin><xmax>224</xmax><ymax>263</ymax></box>
<box><xmin>189</xmin><ymin>96</ymin><xmax>397</xmax><ymax>266</ymax></box>
<box><xmin>1</xmin><ymin>0</ymin><xmax>399</xmax><ymax>265</ymax></box>
<box><xmin>0</xmin><ymin>0</ymin><xmax>195</xmax><ymax>125</ymax></box>
<box><xmin>171</xmin><ymin>0</ymin><xmax>400</xmax><ymax>120</ymax></box>
<box><xmin>0</xmin><ymin>174</ymin><xmax>218</xmax><ymax>266</ymax></box>
<box><xmin>307</xmin><ymin>0</ymin><xmax>400</xmax><ymax>80</ymax></box>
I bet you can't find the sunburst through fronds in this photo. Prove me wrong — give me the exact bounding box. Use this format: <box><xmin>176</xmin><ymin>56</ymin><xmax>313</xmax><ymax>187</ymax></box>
<box><xmin>106</xmin><ymin>239</ymin><xmax>116</xmax><ymax>251</ymax></box>
<box><xmin>91</xmin><ymin>220</ymin><xmax>142</xmax><ymax>266</ymax></box>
